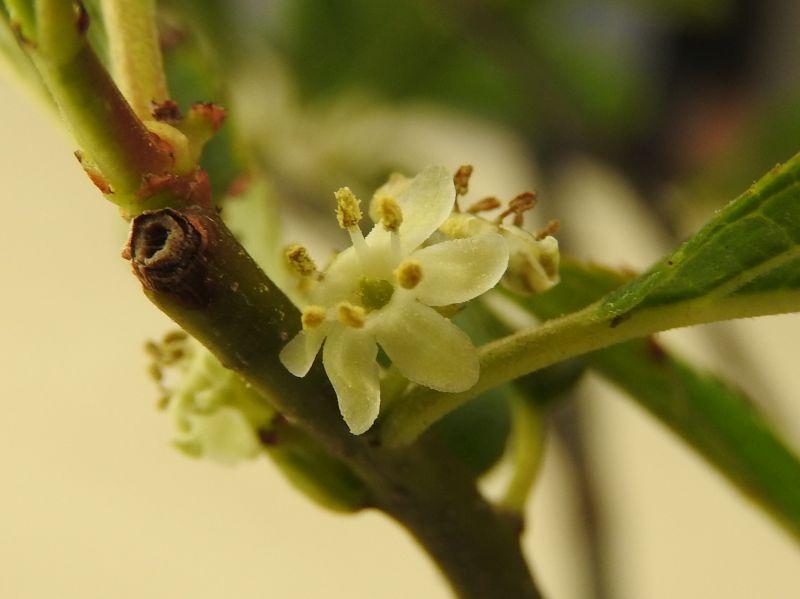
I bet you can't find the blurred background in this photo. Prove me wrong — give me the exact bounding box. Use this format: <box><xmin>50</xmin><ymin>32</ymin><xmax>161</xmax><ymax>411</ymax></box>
<box><xmin>1</xmin><ymin>0</ymin><xmax>800</xmax><ymax>597</ymax></box>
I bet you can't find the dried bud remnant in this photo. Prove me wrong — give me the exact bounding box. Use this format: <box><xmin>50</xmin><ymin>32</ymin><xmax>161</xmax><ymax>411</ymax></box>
<box><xmin>151</xmin><ymin>99</ymin><xmax>182</xmax><ymax>123</ymax></box>
<box><xmin>189</xmin><ymin>102</ymin><xmax>226</xmax><ymax>132</ymax></box>
<box><xmin>124</xmin><ymin>208</ymin><xmax>209</xmax><ymax>307</ymax></box>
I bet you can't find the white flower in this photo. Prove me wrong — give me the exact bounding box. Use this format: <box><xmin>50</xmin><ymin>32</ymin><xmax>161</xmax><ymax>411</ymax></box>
<box><xmin>439</xmin><ymin>211</ymin><xmax>560</xmax><ymax>295</ymax></box>
<box><xmin>158</xmin><ymin>337</ymin><xmax>273</xmax><ymax>464</ymax></box>
<box><xmin>279</xmin><ymin>166</ymin><xmax>509</xmax><ymax>434</ymax></box>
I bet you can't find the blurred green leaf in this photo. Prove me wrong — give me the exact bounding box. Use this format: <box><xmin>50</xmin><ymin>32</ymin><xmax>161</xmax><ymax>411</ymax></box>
<box><xmin>276</xmin><ymin>0</ymin><xmax>524</xmax><ymax>122</ymax></box>
<box><xmin>504</xmin><ymin>258</ymin><xmax>800</xmax><ymax>540</ymax></box>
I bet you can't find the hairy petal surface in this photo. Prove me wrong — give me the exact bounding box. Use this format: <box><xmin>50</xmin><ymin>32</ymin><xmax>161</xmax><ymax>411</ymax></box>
<box><xmin>411</xmin><ymin>234</ymin><xmax>509</xmax><ymax>306</ymax></box>
<box><xmin>375</xmin><ymin>300</ymin><xmax>479</xmax><ymax>392</ymax></box>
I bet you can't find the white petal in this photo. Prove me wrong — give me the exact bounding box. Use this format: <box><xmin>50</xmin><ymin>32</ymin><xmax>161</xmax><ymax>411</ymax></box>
<box><xmin>367</xmin><ymin>165</ymin><xmax>456</xmax><ymax>255</ymax></box>
<box><xmin>374</xmin><ymin>300</ymin><xmax>478</xmax><ymax>392</ymax></box>
<box><xmin>188</xmin><ymin>407</ymin><xmax>262</xmax><ymax>465</ymax></box>
<box><xmin>279</xmin><ymin>327</ymin><xmax>327</xmax><ymax>377</ymax></box>
<box><xmin>322</xmin><ymin>327</ymin><xmax>381</xmax><ymax>434</ymax></box>
<box><xmin>410</xmin><ymin>234</ymin><xmax>509</xmax><ymax>306</ymax></box>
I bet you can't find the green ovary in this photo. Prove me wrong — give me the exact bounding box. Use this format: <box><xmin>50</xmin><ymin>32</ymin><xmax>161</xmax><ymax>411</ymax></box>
<box><xmin>358</xmin><ymin>277</ymin><xmax>395</xmax><ymax>311</ymax></box>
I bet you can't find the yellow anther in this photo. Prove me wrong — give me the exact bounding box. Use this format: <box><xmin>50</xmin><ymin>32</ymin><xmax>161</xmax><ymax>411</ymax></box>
<box><xmin>377</xmin><ymin>196</ymin><xmax>404</xmax><ymax>231</ymax></box>
<box><xmin>337</xmin><ymin>302</ymin><xmax>366</xmax><ymax>328</ymax></box>
<box><xmin>334</xmin><ymin>187</ymin><xmax>363</xmax><ymax>229</ymax></box>
<box><xmin>394</xmin><ymin>260</ymin><xmax>423</xmax><ymax>289</ymax></box>
<box><xmin>301</xmin><ymin>305</ymin><xmax>327</xmax><ymax>330</ymax></box>
<box><xmin>285</xmin><ymin>244</ymin><xmax>317</xmax><ymax>276</ymax></box>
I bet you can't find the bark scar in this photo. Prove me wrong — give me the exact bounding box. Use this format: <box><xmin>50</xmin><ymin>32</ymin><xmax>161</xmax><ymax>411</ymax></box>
<box><xmin>123</xmin><ymin>208</ymin><xmax>210</xmax><ymax>307</ymax></box>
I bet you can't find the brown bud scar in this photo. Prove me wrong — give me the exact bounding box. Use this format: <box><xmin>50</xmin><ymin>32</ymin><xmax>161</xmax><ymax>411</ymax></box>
<box><xmin>189</xmin><ymin>102</ymin><xmax>226</xmax><ymax>132</ymax></box>
<box><xmin>136</xmin><ymin>169</ymin><xmax>212</xmax><ymax>208</ymax></box>
<box><xmin>466</xmin><ymin>196</ymin><xmax>501</xmax><ymax>213</ymax></box>
<box><xmin>151</xmin><ymin>99</ymin><xmax>182</xmax><ymax>123</ymax></box>
<box><xmin>123</xmin><ymin>208</ymin><xmax>209</xmax><ymax>307</ymax></box>
<box><xmin>453</xmin><ymin>165</ymin><xmax>473</xmax><ymax>197</ymax></box>
<box><xmin>536</xmin><ymin>219</ymin><xmax>560</xmax><ymax>240</ymax></box>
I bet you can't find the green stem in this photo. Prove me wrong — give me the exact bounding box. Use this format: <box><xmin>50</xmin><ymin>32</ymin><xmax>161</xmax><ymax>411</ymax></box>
<box><xmin>35</xmin><ymin>42</ymin><xmax>170</xmax><ymax>197</ymax></box>
<box><xmin>499</xmin><ymin>395</ymin><xmax>545</xmax><ymax>514</ymax></box>
<box><xmin>100</xmin><ymin>0</ymin><xmax>168</xmax><ymax>119</ymax></box>
<box><xmin>20</xmin><ymin>0</ymin><xmax>171</xmax><ymax>201</ymax></box>
<box><xmin>125</xmin><ymin>207</ymin><xmax>541</xmax><ymax>598</ymax></box>
<box><xmin>380</xmin><ymin>290</ymin><xmax>800</xmax><ymax>447</ymax></box>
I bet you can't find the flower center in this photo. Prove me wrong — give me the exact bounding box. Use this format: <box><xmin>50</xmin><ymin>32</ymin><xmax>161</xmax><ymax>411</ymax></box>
<box><xmin>357</xmin><ymin>276</ymin><xmax>395</xmax><ymax>311</ymax></box>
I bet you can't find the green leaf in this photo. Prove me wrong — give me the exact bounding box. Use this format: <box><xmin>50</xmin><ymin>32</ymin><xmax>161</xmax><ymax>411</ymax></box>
<box><xmin>507</xmin><ymin>258</ymin><xmax>800</xmax><ymax>541</ymax></box>
<box><xmin>600</xmin><ymin>152</ymin><xmax>800</xmax><ymax>327</ymax></box>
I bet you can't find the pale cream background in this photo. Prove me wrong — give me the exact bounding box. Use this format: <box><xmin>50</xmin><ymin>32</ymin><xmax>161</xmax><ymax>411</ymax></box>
<box><xmin>1</xmin><ymin>74</ymin><xmax>800</xmax><ymax>598</ymax></box>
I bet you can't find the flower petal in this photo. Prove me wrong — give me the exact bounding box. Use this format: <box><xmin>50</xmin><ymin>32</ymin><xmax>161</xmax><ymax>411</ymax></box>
<box><xmin>182</xmin><ymin>407</ymin><xmax>263</xmax><ymax>465</ymax></box>
<box><xmin>410</xmin><ymin>233</ymin><xmax>509</xmax><ymax>306</ymax></box>
<box><xmin>374</xmin><ymin>300</ymin><xmax>478</xmax><ymax>392</ymax></box>
<box><xmin>322</xmin><ymin>327</ymin><xmax>381</xmax><ymax>434</ymax></box>
<box><xmin>279</xmin><ymin>327</ymin><xmax>328</xmax><ymax>377</ymax></box>
<box><xmin>368</xmin><ymin>165</ymin><xmax>456</xmax><ymax>255</ymax></box>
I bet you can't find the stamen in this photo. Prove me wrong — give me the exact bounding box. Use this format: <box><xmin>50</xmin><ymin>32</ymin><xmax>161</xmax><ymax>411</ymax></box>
<box><xmin>395</xmin><ymin>260</ymin><xmax>423</xmax><ymax>289</ymax></box>
<box><xmin>347</xmin><ymin>226</ymin><xmax>370</xmax><ymax>263</ymax></box>
<box><xmin>285</xmin><ymin>244</ymin><xmax>317</xmax><ymax>276</ymax></box>
<box><xmin>337</xmin><ymin>302</ymin><xmax>366</xmax><ymax>328</ymax></box>
<box><xmin>301</xmin><ymin>305</ymin><xmax>327</xmax><ymax>329</ymax></box>
<box><xmin>536</xmin><ymin>219</ymin><xmax>561</xmax><ymax>240</ymax></box>
<box><xmin>377</xmin><ymin>196</ymin><xmax>404</xmax><ymax>231</ymax></box>
<box><xmin>453</xmin><ymin>165</ymin><xmax>473</xmax><ymax>197</ymax></box>
<box><xmin>335</xmin><ymin>187</ymin><xmax>362</xmax><ymax>229</ymax></box>
<box><xmin>496</xmin><ymin>191</ymin><xmax>538</xmax><ymax>224</ymax></box>
<box><xmin>467</xmin><ymin>196</ymin><xmax>501</xmax><ymax>214</ymax></box>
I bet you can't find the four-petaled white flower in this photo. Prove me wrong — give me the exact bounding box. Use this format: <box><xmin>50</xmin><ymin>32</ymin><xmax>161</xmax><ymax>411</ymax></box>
<box><xmin>279</xmin><ymin>166</ymin><xmax>509</xmax><ymax>434</ymax></box>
